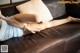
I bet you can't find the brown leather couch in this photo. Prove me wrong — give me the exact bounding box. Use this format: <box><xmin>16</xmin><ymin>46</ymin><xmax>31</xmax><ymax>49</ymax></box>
<box><xmin>0</xmin><ymin>0</ymin><xmax>80</xmax><ymax>53</ymax></box>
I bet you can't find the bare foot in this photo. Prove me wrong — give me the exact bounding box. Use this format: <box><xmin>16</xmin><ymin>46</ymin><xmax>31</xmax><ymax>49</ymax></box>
<box><xmin>67</xmin><ymin>16</ymin><xmax>80</xmax><ymax>22</ymax></box>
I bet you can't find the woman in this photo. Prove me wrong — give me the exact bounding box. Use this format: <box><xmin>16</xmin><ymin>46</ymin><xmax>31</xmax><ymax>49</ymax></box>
<box><xmin>0</xmin><ymin>11</ymin><xmax>80</xmax><ymax>41</ymax></box>
<box><xmin>0</xmin><ymin>0</ymin><xmax>80</xmax><ymax>41</ymax></box>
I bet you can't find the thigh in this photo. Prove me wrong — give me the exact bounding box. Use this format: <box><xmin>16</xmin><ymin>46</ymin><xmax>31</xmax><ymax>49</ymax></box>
<box><xmin>0</xmin><ymin>21</ymin><xmax>2</xmax><ymax>25</ymax></box>
<box><xmin>13</xmin><ymin>14</ymin><xmax>36</xmax><ymax>23</ymax></box>
<box><xmin>0</xmin><ymin>21</ymin><xmax>2</xmax><ymax>28</ymax></box>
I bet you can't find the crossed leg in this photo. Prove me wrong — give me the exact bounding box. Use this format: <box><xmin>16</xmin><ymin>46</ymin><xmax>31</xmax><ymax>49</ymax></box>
<box><xmin>0</xmin><ymin>21</ymin><xmax>1</xmax><ymax>28</ymax></box>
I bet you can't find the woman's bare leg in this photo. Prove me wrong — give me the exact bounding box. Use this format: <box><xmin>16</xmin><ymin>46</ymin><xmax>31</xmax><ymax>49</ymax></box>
<box><xmin>45</xmin><ymin>16</ymin><xmax>73</xmax><ymax>28</ymax></box>
<box><xmin>0</xmin><ymin>15</ymin><xmax>24</xmax><ymax>29</ymax></box>
<box><xmin>42</xmin><ymin>16</ymin><xmax>80</xmax><ymax>29</ymax></box>
<box><xmin>0</xmin><ymin>10</ymin><xmax>25</xmax><ymax>29</ymax></box>
<box><xmin>43</xmin><ymin>16</ymin><xmax>80</xmax><ymax>29</ymax></box>
<box><xmin>28</xmin><ymin>16</ymin><xmax>80</xmax><ymax>32</ymax></box>
<box><xmin>0</xmin><ymin>21</ymin><xmax>1</xmax><ymax>28</ymax></box>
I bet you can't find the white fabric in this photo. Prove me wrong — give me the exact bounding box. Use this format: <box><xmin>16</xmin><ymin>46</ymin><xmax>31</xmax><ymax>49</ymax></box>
<box><xmin>0</xmin><ymin>19</ymin><xmax>23</xmax><ymax>41</ymax></box>
<box><xmin>16</xmin><ymin>0</ymin><xmax>53</xmax><ymax>23</ymax></box>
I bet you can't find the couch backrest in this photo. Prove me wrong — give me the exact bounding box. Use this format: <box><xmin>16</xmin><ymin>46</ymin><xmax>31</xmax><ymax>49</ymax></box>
<box><xmin>0</xmin><ymin>1</ymin><xmax>27</xmax><ymax>16</ymax></box>
<box><xmin>43</xmin><ymin>0</ymin><xmax>66</xmax><ymax>18</ymax></box>
<box><xmin>0</xmin><ymin>0</ymin><xmax>66</xmax><ymax>18</ymax></box>
<box><xmin>66</xmin><ymin>4</ymin><xmax>80</xmax><ymax>18</ymax></box>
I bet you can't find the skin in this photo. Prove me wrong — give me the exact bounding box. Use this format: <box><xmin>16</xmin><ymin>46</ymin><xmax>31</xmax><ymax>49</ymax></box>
<box><xmin>13</xmin><ymin>13</ymin><xmax>37</xmax><ymax>23</ymax></box>
<box><xmin>0</xmin><ymin>13</ymin><xmax>79</xmax><ymax>35</ymax></box>
<box><xmin>0</xmin><ymin>21</ymin><xmax>1</xmax><ymax>28</ymax></box>
<box><xmin>0</xmin><ymin>0</ymin><xmax>80</xmax><ymax>35</ymax></box>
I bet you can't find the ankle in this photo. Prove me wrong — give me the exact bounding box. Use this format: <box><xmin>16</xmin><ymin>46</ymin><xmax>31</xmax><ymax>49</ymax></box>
<box><xmin>67</xmin><ymin>16</ymin><xmax>73</xmax><ymax>21</ymax></box>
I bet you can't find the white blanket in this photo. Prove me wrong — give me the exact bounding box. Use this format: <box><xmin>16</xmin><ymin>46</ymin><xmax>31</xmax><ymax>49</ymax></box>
<box><xmin>0</xmin><ymin>19</ymin><xmax>23</xmax><ymax>41</ymax></box>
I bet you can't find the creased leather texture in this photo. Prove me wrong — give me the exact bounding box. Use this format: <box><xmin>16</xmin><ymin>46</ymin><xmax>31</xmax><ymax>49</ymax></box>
<box><xmin>0</xmin><ymin>0</ymin><xmax>80</xmax><ymax>53</ymax></box>
<box><xmin>0</xmin><ymin>22</ymin><xmax>80</xmax><ymax>53</ymax></box>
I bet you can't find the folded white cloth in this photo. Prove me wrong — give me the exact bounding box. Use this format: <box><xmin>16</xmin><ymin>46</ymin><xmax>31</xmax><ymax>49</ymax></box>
<box><xmin>0</xmin><ymin>19</ymin><xmax>23</xmax><ymax>41</ymax></box>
